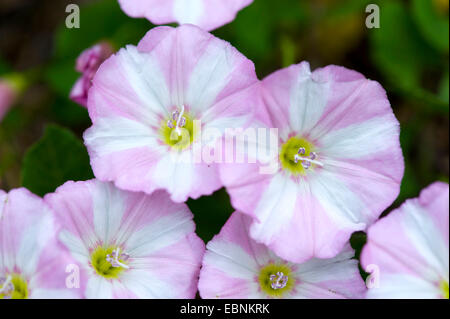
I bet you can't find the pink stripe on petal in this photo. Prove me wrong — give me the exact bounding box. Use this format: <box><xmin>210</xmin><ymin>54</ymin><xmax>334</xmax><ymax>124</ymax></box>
<box><xmin>135</xmin><ymin>233</ymin><xmax>204</xmax><ymax>298</ymax></box>
<box><xmin>259</xmin><ymin>189</ymin><xmax>363</xmax><ymax>263</ymax></box>
<box><xmin>45</xmin><ymin>181</ymin><xmax>96</xmax><ymax>246</ymax></box>
<box><xmin>199</xmin><ymin>267</ymin><xmax>256</xmax><ymax>299</ymax></box>
<box><xmin>361</xmin><ymin>182</ymin><xmax>449</xmax><ymax>284</ymax></box>
<box><xmin>219</xmin><ymin>162</ymin><xmax>273</xmax><ymax>221</ymax></box>
<box><xmin>87</xmin><ymin>146</ymin><xmax>163</xmax><ymax>195</ymax></box>
<box><xmin>418</xmin><ymin>182</ymin><xmax>449</xmax><ymax>245</ymax></box>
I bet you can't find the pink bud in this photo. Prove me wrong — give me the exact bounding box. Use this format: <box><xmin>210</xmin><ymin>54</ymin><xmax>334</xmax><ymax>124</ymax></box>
<box><xmin>70</xmin><ymin>42</ymin><xmax>114</xmax><ymax>108</ymax></box>
<box><xmin>0</xmin><ymin>79</ymin><xmax>17</xmax><ymax>122</ymax></box>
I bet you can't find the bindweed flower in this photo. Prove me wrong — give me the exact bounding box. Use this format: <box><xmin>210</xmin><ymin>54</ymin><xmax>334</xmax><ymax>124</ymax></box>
<box><xmin>44</xmin><ymin>180</ymin><xmax>205</xmax><ymax>298</ymax></box>
<box><xmin>220</xmin><ymin>62</ymin><xmax>404</xmax><ymax>263</ymax></box>
<box><xmin>0</xmin><ymin>188</ymin><xmax>81</xmax><ymax>299</ymax></box>
<box><xmin>198</xmin><ymin>212</ymin><xmax>366</xmax><ymax>299</ymax></box>
<box><xmin>361</xmin><ymin>182</ymin><xmax>449</xmax><ymax>299</ymax></box>
<box><xmin>118</xmin><ymin>0</ymin><xmax>253</xmax><ymax>31</ymax></box>
<box><xmin>83</xmin><ymin>25</ymin><xmax>258</xmax><ymax>202</ymax></box>
<box><xmin>70</xmin><ymin>42</ymin><xmax>114</xmax><ymax>107</ymax></box>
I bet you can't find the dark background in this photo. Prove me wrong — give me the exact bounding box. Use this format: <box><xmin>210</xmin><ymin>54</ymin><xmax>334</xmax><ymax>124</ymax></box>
<box><xmin>0</xmin><ymin>0</ymin><xmax>448</xmax><ymax>256</ymax></box>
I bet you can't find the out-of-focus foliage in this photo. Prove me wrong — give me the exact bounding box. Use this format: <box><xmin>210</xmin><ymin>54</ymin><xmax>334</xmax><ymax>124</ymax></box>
<box><xmin>371</xmin><ymin>0</ymin><xmax>448</xmax><ymax>113</ymax></box>
<box><xmin>21</xmin><ymin>124</ymin><xmax>93</xmax><ymax>197</ymax></box>
<box><xmin>46</xmin><ymin>0</ymin><xmax>152</xmax><ymax>97</ymax></box>
<box><xmin>0</xmin><ymin>0</ymin><xmax>448</xmax><ymax>246</ymax></box>
<box><xmin>187</xmin><ymin>189</ymin><xmax>235</xmax><ymax>243</ymax></box>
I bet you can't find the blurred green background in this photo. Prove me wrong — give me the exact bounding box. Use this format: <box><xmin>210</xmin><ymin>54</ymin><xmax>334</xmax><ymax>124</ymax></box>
<box><xmin>0</xmin><ymin>0</ymin><xmax>448</xmax><ymax>249</ymax></box>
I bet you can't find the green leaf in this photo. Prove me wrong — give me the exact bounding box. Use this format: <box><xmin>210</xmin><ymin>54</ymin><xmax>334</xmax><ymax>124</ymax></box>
<box><xmin>370</xmin><ymin>0</ymin><xmax>440</xmax><ymax>91</ymax></box>
<box><xmin>187</xmin><ymin>188</ymin><xmax>234</xmax><ymax>243</ymax></box>
<box><xmin>213</xmin><ymin>0</ymin><xmax>307</xmax><ymax>77</ymax></box>
<box><xmin>49</xmin><ymin>95</ymin><xmax>91</xmax><ymax>127</ymax></box>
<box><xmin>412</xmin><ymin>0</ymin><xmax>449</xmax><ymax>53</ymax></box>
<box><xmin>21</xmin><ymin>125</ymin><xmax>93</xmax><ymax>196</ymax></box>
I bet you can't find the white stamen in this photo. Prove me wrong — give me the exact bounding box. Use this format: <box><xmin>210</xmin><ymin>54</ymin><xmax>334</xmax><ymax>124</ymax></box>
<box><xmin>106</xmin><ymin>247</ymin><xmax>130</xmax><ymax>269</ymax></box>
<box><xmin>293</xmin><ymin>147</ymin><xmax>323</xmax><ymax>169</ymax></box>
<box><xmin>270</xmin><ymin>272</ymin><xmax>288</xmax><ymax>290</ymax></box>
<box><xmin>171</xmin><ymin>105</ymin><xmax>186</xmax><ymax>136</ymax></box>
<box><xmin>0</xmin><ymin>275</ymin><xmax>13</xmax><ymax>295</ymax></box>
<box><xmin>294</xmin><ymin>155</ymin><xmax>324</xmax><ymax>167</ymax></box>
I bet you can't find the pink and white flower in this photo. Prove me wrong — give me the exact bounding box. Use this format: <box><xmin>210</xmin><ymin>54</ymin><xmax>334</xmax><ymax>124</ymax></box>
<box><xmin>83</xmin><ymin>25</ymin><xmax>258</xmax><ymax>202</ymax></box>
<box><xmin>220</xmin><ymin>62</ymin><xmax>404</xmax><ymax>263</ymax></box>
<box><xmin>361</xmin><ymin>182</ymin><xmax>449</xmax><ymax>299</ymax></box>
<box><xmin>118</xmin><ymin>0</ymin><xmax>253</xmax><ymax>31</ymax></box>
<box><xmin>199</xmin><ymin>212</ymin><xmax>366</xmax><ymax>299</ymax></box>
<box><xmin>70</xmin><ymin>42</ymin><xmax>114</xmax><ymax>107</ymax></box>
<box><xmin>44</xmin><ymin>179</ymin><xmax>205</xmax><ymax>299</ymax></box>
<box><xmin>0</xmin><ymin>188</ymin><xmax>81</xmax><ymax>299</ymax></box>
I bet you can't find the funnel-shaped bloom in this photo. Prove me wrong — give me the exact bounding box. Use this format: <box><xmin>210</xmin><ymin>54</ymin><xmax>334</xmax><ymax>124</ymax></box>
<box><xmin>45</xmin><ymin>180</ymin><xmax>205</xmax><ymax>299</ymax></box>
<box><xmin>70</xmin><ymin>42</ymin><xmax>114</xmax><ymax>107</ymax></box>
<box><xmin>118</xmin><ymin>0</ymin><xmax>253</xmax><ymax>31</ymax></box>
<box><xmin>361</xmin><ymin>182</ymin><xmax>449</xmax><ymax>299</ymax></box>
<box><xmin>84</xmin><ymin>25</ymin><xmax>258</xmax><ymax>202</ymax></box>
<box><xmin>0</xmin><ymin>188</ymin><xmax>80</xmax><ymax>299</ymax></box>
<box><xmin>220</xmin><ymin>62</ymin><xmax>404</xmax><ymax>263</ymax></box>
<box><xmin>199</xmin><ymin>212</ymin><xmax>366</xmax><ymax>299</ymax></box>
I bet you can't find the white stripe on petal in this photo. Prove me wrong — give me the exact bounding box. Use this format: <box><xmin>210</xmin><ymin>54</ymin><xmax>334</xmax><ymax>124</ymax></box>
<box><xmin>294</xmin><ymin>244</ymin><xmax>356</xmax><ymax>281</ymax></box>
<box><xmin>317</xmin><ymin>114</ymin><xmax>399</xmax><ymax>159</ymax></box>
<box><xmin>59</xmin><ymin>230</ymin><xmax>90</xmax><ymax>265</ymax></box>
<box><xmin>15</xmin><ymin>211</ymin><xmax>55</xmax><ymax>276</ymax></box>
<box><xmin>366</xmin><ymin>274</ymin><xmax>440</xmax><ymax>299</ymax></box>
<box><xmin>84</xmin><ymin>116</ymin><xmax>161</xmax><ymax>157</ymax></box>
<box><xmin>250</xmin><ymin>174</ymin><xmax>298</xmax><ymax>244</ymax></box>
<box><xmin>186</xmin><ymin>38</ymin><xmax>237</xmax><ymax>116</ymax></box>
<box><xmin>85</xmin><ymin>276</ymin><xmax>113</xmax><ymax>299</ymax></box>
<box><xmin>173</xmin><ymin>0</ymin><xmax>204</xmax><ymax>26</ymax></box>
<box><xmin>402</xmin><ymin>201</ymin><xmax>449</xmax><ymax>282</ymax></box>
<box><xmin>289</xmin><ymin>62</ymin><xmax>330</xmax><ymax>134</ymax></box>
<box><xmin>120</xmin><ymin>269</ymin><xmax>176</xmax><ymax>298</ymax></box>
<box><xmin>91</xmin><ymin>182</ymin><xmax>126</xmax><ymax>245</ymax></box>
<box><xmin>309</xmin><ymin>170</ymin><xmax>368</xmax><ymax>225</ymax></box>
<box><xmin>30</xmin><ymin>288</ymin><xmax>80</xmax><ymax>299</ymax></box>
<box><xmin>152</xmin><ymin>152</ymin><xmax>195</xmax><ymax>202</ymax></box>
<box><xmin>125</xmin><ymin>211</ymin><xmax>195</xmax><ymax>257</ymax></box>
<box><xmin>204</xmin><ymin>241</ymin><xmax>259</xmax><ymax>279</ymax></box>
<box><xmin>119</xmin><ymin>45</ymin><xmax>171</xmax><ymax>117</ymax></box>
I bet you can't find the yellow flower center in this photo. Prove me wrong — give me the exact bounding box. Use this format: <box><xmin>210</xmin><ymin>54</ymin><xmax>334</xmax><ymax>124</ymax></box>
<box><xmin>440</xmin><ymin>280</ymin><xmax>449</xmax><ymax>299</ymax></box>
<box><xmin>160</xmin><ymin>107</ymin><xmax>197</xmax><ymax>150</ymax></box>
<box><xmin>258</xmin><ymin>263</ymin><xmax>295</xmax><ymax>298</ymax></box>
<box><xmin>279</xmin><ymin>136</ymin><xmax>320</xmax><ymax>175</ymax></box>
<box><xmin>91</xmin><ymin>246</ymin><xmax>129</xmax><ymax>279</ymax></box>
<box><xmin>0</xmin><ymin>274</ymin><xmax>28</xmax><ymax>299</ymax></box>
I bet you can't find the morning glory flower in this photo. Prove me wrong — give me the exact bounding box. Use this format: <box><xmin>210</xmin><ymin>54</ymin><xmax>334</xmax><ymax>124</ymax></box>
<box><xmin>44</xmin><ymin>179</ymin><xmax>205</xmax><ymax>298</ymax></box>
<box><xmin>220</xmin><ymin>62</ymin><xmax>404</xmax><ymax>263</ymax></box>
<box><xmin>0</xmin><ymin>188</ymin><xmax>80</xmax><ymax>299</ymax></box>
<box><xmin>198</xmin><ymin>212</ymin><xmax>366</xmax><ymax>299</ymax></box>
<box><xmin>118</xmin><ymin>0</ymin><xmax>253</xmax><ymax>31</ymax></box>
<box><xmin>361</xmin><ymin>182</ymin><xmax>449</xmax><ymax>299</ymax></box>
<box><xmin>70</xmin><ymin>42</ymin><xmax>114</xmax><ymax>107</ymax></box>
<box><xmin>83</xmin><ymin>25</ymin><xmax>258</xmax><ymax>202</ymax></box>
